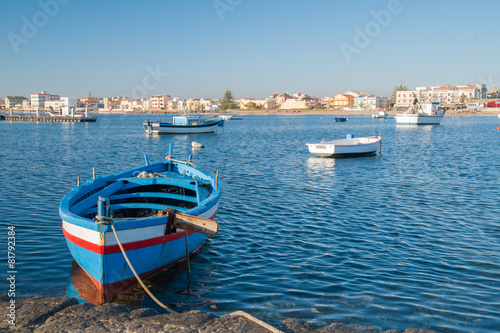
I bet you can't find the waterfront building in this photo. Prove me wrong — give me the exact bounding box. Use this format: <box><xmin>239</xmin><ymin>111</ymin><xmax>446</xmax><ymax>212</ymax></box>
<box><xmin>5</xmin><ymin>95</ymin><xmax>28</xmax><ymax>109</ymax></box>
<box><xmin>0</xmin><ymin>99</ymin><xmax>5</xmax><ymax>109</ymax></box>
<box><xmin>396</xmin><ymin>84</ymin><xmax>487</xmax><ymax>107</ymax></box>
<box><xmin>343</xmin><ymin>91</ymin><xmax>365</xmax><ymax>98</ymax></box>
<box><xmin>268</xmin><ymin>93</ymin><xmax>292</xmax><ymax>106</ymax></box>
<box><xmin>80</xmin><ymin>93</ymin><xmax>100</xmax><ymax>108</ymax></box>
<box><xmin>45</xmin><ymin>97</ymin><xmax>78</xmax><ymax>112</ymax></box>
<box><xmin>120</xmin><ymin>98</ymin><xmax>146</xmax><ymax>111</ymax></box>
<box><xmin>30</xmin><ymin>91</ymin><xmax>60</xmax><ymax>109</ymax></box>
<box><xmin>352</xmin><ymin>95</ymin><xmax>388</xmax><ymax>110</ymax></box>
<box><xmin>279</xmin><ymin>99</ymin><xmax>308</xmax><ymax>109</ymax></box>
<box><xmin>147</xmin><ymin>95</ymin><xmax>173</xmax><ymax>110</ymax></box>
<box><xmin>237</xmin><ymin>98</ymin><xmax>276</xmax><ymax>109</ymax></box>
<box><xmin>331</xmin><ymin>94</ymin><xmax>354</xmax><ymax>107</ymax></box>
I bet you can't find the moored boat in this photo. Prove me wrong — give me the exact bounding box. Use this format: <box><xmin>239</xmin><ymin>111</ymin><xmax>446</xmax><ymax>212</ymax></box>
<box><xmin>372</xmin><ymin>110</ymin><xmax>387</xmax><ymax>119</ymax></box>
<box><xmin>334</xmin><ymin>116</ymin><xmax>347</xmax><ymax>122</ymax></box>
<box><xmin>143</xmin><ymin>113</ymin><xmax>223</xmax><ymax>134</ymax></box>
<box><xmin>395</xmin><ymin>102</ymin><xmax>444</xmax><ymax>125</ymax></box>
<box><xmin>221</xmin><ymin>114</ymin><xmax>243</xmax><ymax>120</ymax></box>
<box><xmin>306</xmin><ymin>135</ymin><xmax>381</xmax><ymax>157</ymax></box>
<box><xmin>60</xmin><ymin>144</ymin><xmax>220</xmax><ymax>303</ymax></box>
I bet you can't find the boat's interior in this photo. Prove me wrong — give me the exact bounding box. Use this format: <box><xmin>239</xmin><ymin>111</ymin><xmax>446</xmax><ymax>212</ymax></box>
<box><xmin>71</xmin><ymin>174</ymin><xmax>212</xmax><ymax>221</ymax></box>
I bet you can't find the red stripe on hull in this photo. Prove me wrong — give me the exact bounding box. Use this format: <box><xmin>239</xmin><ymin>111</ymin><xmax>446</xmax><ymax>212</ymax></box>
<box><xmin>62</xmin><ymin>209</ymin><xmax>218</xmax><ymax>254</ymax></box>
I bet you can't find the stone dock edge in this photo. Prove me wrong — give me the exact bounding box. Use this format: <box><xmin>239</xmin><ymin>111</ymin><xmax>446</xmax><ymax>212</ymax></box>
<box><xmin>1</xmin><ymin>295</ymin><xmax>435</xmax><ymax>333</ymax></box>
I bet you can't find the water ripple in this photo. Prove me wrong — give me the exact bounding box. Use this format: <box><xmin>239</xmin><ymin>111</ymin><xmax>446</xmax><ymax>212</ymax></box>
<box><xmin>1</xmin><ymin>115</ymin><xmax>499</xmax><ymax>332</ymax></box>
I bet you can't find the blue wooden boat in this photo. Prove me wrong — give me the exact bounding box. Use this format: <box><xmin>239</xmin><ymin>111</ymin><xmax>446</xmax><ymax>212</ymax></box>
<box><xmin>143</xmin><ymin>114</ymin><xmax>223</xmax><ymax>134</ymax></box>
<box><xmin>60</xmin><ymin>144</ymin><xmax>220</xmax><ymax>303</ymax></box>
<box><xmin>334</xmin><ymin>116</ymin><xmax>347</xmax><ymax>122</ymax></box>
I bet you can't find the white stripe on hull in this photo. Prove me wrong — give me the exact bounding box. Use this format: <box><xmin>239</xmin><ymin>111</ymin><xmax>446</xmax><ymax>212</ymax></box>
<box><xmin>63</xmin><ymin>202</ymin><xmax>219</xmax><ymax>246</ymax></box>
<box><xmin>395</xmin><ymin>114</ymin><xmax>443</xmax><ymax>125</ymax></box>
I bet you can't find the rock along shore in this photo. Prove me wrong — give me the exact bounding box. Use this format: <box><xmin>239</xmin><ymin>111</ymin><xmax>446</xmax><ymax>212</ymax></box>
<box><xmin>1</xmin><ymin>295</ymin><xmax>435</xmax><ymax>333</ymax></box>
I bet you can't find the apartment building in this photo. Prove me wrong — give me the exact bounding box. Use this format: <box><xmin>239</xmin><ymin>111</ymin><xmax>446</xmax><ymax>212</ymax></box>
<box><xmin>396</xmin><ymin>84</ymin><xmax>487</xmax><ymax>107</ymax></box>
<box><xmin>5</xmin><ymin>95</ymin><xmax>27</xmax><ymax>109</ymax></box>
<box><xmin>147</xmin><ymin>95</ymin><xmax>173</xmax><ymax>110</ymax></box>
<box><xmin>353</xmin><ymin>95</ymin><xmax>388</xmax><ymax>110</ymax></box>
<box><xmin>30</xmin><ymin>91</ymin><xmax>60</xmax><ymax>109</ymax></box>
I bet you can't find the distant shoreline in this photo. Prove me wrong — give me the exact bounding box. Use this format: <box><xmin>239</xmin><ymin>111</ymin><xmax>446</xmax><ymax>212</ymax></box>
<box><xmin>2</xmin><ymin>108</ymin><xmax>499</xmax><ymax>117</ymax></box>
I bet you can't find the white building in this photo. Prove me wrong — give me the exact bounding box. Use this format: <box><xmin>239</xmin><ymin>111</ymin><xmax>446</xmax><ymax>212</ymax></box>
<box><xmin>147</xmin><ymin>95</ymin><xmax>173</xmax><ymax>110</ymax></box>
<box><xmin>45</xmin><ymin>97</ymin><xmax>78</xmax><ymax>111</ymax></box>
<box><xmin>352</xmin><ymin>95</ymin><xmax>388</xmax><ymax>110</ymax></box>
<box><xmin>30</xmin><ymin>91</ymin><xmax>60</xmax><ymax>109</ymax></box>
<box><xmin>396</xmin><ymin>84</ymin><xmax>487</xmax><ymax>107</ymax></box>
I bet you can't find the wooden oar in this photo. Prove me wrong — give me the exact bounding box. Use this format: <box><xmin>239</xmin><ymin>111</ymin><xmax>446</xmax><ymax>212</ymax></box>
<box><xmin>158</xmin><ymin>209</ymin><xmax>219</xmax><ymax>235</ymax></box>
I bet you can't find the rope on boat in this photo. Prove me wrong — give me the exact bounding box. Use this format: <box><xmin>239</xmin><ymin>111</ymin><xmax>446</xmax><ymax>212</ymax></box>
<box><xmin>107</xmin><ymin>219</ymin><xmax>177</xmax><ymax>314</ymax></box>
<box><xmin>96</xmin><ymin>216</ymin><xmax>283</xmax><ymax>332</ymax></box>
<box><xmin>230</xmin><ymin>311</ymin><xmax>285</xmax><ymax>333</ymax></box>
<box><xmin>133</xmin><ymin>171</ymin><xmax>168</xmax><ymax>178</ymax></box>
<box><xmin>165</xmin><ymin>155</ymin><xmax>196</xmax><ymax>168</ymax></box>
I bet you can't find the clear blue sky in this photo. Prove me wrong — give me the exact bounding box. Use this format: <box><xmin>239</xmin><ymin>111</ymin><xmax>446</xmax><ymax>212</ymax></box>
<box><xmin>1</xmin><ymin>0</ymin><xmax>499</xmax><ymax>100</ymax></box>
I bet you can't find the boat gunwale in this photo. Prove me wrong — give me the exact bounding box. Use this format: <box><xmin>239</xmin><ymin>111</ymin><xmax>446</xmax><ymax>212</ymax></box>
<box><xmin>59</xmin><ymin>160</ymin><xmax>220</xmax><ymax>232</ymax></box>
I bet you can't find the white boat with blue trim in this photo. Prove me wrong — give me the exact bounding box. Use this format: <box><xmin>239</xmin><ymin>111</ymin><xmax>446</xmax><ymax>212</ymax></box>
<box><xmin>60</xmin><ymin>144</ymin><xmax>220</xmax><ymax>303</ymax></box>
<box><xmin>143</xmin><ymin>113</ymin><xmax>223</xmax><ymax>134</ymax></box>
<box><xmin>372</xmin><ymin>110</ymin><xmax>387</xmax><ymax>118</ymax></box>
<box><xmin>306</xmin><ymin>135</ymin><xmax>381</xmax><ymax>157</ymax></box>
<box><xmin>395</xmin><ymin>102</ymin><xmax>445</xmax><ymax>125</ymax></box>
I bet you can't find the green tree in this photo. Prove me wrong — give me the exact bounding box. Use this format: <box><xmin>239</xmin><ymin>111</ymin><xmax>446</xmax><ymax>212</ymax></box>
<box><xmin>221</xmin><ymin>89</ymin><xmax>236</xmax><ymax>110</ymax></box>
<box><xmin>389</xmin><ymin>82</ymin><xmax>409</xmax><ymax>107</ymax></box>
<box><xmin>459</xmin><ymin>94</ymin><xmax>469</xmax><ymax>106</ymax></box>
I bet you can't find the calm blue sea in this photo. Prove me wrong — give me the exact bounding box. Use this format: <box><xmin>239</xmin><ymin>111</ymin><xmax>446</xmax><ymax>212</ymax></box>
<box><xmin>1</xmin><ymin>114</ymin><xmax>499</xmax><ymax>332</ymax></box>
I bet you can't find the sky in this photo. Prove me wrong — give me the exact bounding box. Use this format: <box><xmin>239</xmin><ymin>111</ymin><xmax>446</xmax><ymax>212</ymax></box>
<box><xmin>1</xmin><ymin>0</ymin><xmax>499</xmax><ymax>100</ymax></box>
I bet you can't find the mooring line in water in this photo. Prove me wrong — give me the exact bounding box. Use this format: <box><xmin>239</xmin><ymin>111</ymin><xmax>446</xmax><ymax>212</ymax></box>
<box><xmin>109</xmin><ymin>222</ymin><xmax>177</xmax><ymax>314</ymax></box>
<box><xmin>230</xmin><ymin>311</ymin><xmax>285</xmax><ymax>333</ymax></box>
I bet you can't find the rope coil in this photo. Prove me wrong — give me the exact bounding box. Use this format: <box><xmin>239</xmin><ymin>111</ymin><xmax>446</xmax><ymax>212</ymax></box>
<box><xmin>165</xmin><ymin>156</ymin><xmax>196</xmax><ymax>168</ymax></box>
<box><xmin>230</xmin><ymin>311</ymin><xmax>284</xmax><ymax>333</ymax></box>
<box><xmin>93</xmin><ymin>216</ymin><xmax>114</xmax><ymax>225</ymax></box>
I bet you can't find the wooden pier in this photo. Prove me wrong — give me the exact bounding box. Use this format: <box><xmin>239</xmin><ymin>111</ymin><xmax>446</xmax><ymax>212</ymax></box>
<box><xmin>0</xmin><ymin>115</ymin><xmax>96</xmax><ymax>122</ymax></box>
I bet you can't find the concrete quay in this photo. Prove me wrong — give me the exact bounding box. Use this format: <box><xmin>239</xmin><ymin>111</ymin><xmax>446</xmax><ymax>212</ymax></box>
<box><xmin>0</xmin><ymin>115</ymin><xmax>96</xmax><ymax>122</ymax></box>
<box><xmin>0</xmin><ymin>295</ymin><xmax>435</xmax><ymax>333</ymax></box>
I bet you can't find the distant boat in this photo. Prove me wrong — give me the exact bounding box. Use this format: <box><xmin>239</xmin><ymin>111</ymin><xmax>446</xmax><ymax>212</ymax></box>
<box><xmin>306</xmin><ymin>135</ymin><xmax>381</xmax><ymax>158</ymax></box>
<box><xmin>395</xmin><ymin>102</ymin><xmax>444</xmax><ymax>125</ymax></box>
<box><xmin>221</xmin><ymin>114</ymin><xmax>243</xmax><ymax>120</ymax></box>
<box><xmin>60</xmin><ymin>146</ymin><xmax>220</xmax><ymax>303</ymax></box>
<box><xmin>143</xmin><ymin>114</ymin><xmax>223</xmax><ymax>134</ymax></box>
<box><xmin>372</xmin><ymin>110</ymin><xmax>387</xmax><ymax>119</ymax></box>
<box><xmin>334</xmin><ymin>116</ymin><xmax>347</xmax><ymax>122</ymax></box>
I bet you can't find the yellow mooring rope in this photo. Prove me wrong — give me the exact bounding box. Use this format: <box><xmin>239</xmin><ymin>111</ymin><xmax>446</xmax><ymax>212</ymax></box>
<box><xmin>109</xmin><ymin>222</ymin><xmax>176</xmax><ymax>313</ymax></box>
<box><xmin>105</xmin><ymin>218</ymin><xmax>282</xmax><ymax>332</ymax></box>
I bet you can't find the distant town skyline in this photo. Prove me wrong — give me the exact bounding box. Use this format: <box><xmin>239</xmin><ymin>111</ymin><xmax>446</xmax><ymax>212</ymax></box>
<box><xmin>2</xmin><ymin>0</ymin><xmax>499</xmax><ymax>100</ymax></box>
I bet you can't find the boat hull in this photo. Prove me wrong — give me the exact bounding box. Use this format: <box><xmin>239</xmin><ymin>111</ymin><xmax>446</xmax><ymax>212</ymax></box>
<box><xmin>143</xmin><ymin>120</ymin><xmax>222</xmax><ymax>134</ymax></box>
<box><xmin>395</xmin><ymin>114</ymin><xmax>444</xmax><ymax>125</ymax></box>
<box><xmin>306</xmin><ymin>136</ymin><xmax>381</xmax><ymax>158</ymax></box>
<box><xmin>60</xmin><ymin>159</ymin><xmax>221</xmax><ymax>303</ymax></box>
<box><xmin>62</xmin><ymin>205</ymin><xmax>217</xmax><ymax>303</ymax></box>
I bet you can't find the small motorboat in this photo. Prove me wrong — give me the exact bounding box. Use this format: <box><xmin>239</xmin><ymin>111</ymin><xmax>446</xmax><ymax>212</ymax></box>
<box><xmin>306</xmin><ymin>135</ymin><xmax>381</xmax><ymax>157</ymax></box>
<box><xmin>372</xmin><ymin>110</ymin><xmax>387</xmax><ymax>119</ymax></box>
<box><xmin>220</xmin><ymin>114</ymin><xmax>243</xmax><ymax>120</ymax></box>
<box><xmin>395</xmin><ymin>102</ymin><xmax>445</xmax><ymax>125</ymax></box>
<box><xmin>334</xmin><ymin>116</ymin><xmax>347</xmax><ymax>122</ymax></box>
<box><xmin>60</xmin><ymin>143</ymin><xmax>221</xmax><ymax>303</ymax></box>
<box><xmin>143</xmin><ymin>113</ymin><xmax>223</xmax><ymax>134</ymax></box>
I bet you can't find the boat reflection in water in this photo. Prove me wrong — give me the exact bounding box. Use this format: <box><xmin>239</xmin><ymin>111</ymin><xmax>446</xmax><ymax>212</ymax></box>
<box><xmin>66</xmin><ymin>258</ymin><xmax>217</xmax><ymax>310</ymax></box>
<box><xmin>66</xmin><ymin>261</ymin><xmax>102</xmax><ymax>305</ymax></box>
